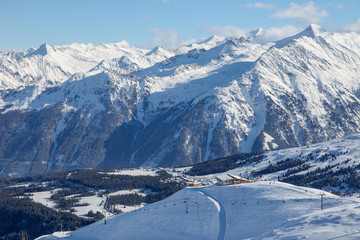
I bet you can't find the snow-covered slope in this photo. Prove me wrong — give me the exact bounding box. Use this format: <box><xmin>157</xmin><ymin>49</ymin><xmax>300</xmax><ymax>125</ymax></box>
<box><xmin>176</xmin><ymin>34</ymin><xmax>226</xmax><ymax>54</ymax></box>
<box><xmin>0</xmin><ymin>41</ymin><xmax>148</xmax><ymax>90</ymax></box>
<box><xmin>2</xmin><ymin>24</ymin><xmax>360</xmax><ymax>176</ymax></box>
<box><xmin>184</xmin><ymin>132</ymin><xmax>360</xmax><ymax>198</ymax></box>
<box><xmin>243</xmin><ymin>24</ymin><xmax>360</xmax><ymax>152</ymax></box>
<box><xmin>36</xmin><ymin>182</ymin><xmax>360</xmax><ymax>240</ymax></box>
<box><xmin>107</xmin><ymin>24</ymin><xmax>360</xmax><ymax>166</ymax></box>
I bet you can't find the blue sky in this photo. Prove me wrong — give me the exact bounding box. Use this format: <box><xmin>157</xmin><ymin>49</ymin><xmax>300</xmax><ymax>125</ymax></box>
<box><xmin>1</xmin><ymin>0</ymin><xmax>360</xmax><ymax>50</ymax></box>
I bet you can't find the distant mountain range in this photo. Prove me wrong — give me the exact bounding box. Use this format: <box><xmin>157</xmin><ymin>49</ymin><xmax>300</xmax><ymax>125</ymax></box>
<box><xmin>1</xmin><ymin>24</ymin><xmax>360</xmax><ymax>177</ymax></box>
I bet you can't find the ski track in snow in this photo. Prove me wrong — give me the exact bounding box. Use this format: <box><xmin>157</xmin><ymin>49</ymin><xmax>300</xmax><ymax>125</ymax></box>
<box><xmin>206</xmin><ymin>196</ymin><xmax>220</xmax><ymax>212</ymax></box>
<box><xmin>196</xmin><ymin>188</ymin><xmax>226</xmax><ymax>240</ymax></box>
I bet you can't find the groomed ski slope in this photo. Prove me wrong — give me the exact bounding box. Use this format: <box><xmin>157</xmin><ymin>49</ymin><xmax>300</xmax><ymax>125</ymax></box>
<box><xmin>37</xmin><ymin>181</ymin><xmax>360</xmax><ymax>240</ymax></box>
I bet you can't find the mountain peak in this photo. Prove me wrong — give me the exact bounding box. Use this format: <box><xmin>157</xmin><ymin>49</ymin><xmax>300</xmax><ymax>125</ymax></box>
<box><xmin>302</xmin><ymin>23</ymin><xmax>326</xmax><ymax>37</ymax></box>
<box><xmin>100</xmin><ymin>40</ymin><xmax>131</xmax><ymax>49</ymax></box>
<box><xmin>145</xmin><ymin>46</ymin><xmax>175</xmax><ymax>60</ymax></box>
<box><xmin>116</xmin><ymin>40</ymin><xmax>131</xmax><ymax>47</ymax></box>
<box><xmin>274</xmin><ymin>24</ymin><xmax>326</xmax><ymax>48</ymax></box>
<box><xmin>225</xmin><ymin>37</ymin><xmax>247</xmax><ymax>46</ymax></box>
<box><xmin>250</xmin><ymin>27</ymin><xmax>264</xmax><ymax>38</ymax></box>
<box><xmin>199</xmin><ymin>34</ymin><xmax>225</xmax><ymax>44</ymax></box>
<box><xmin>146</xmin><ymin>46</ymin><xmax>165</xmax><ymax>56</ymax></box>
<box><xmin>27</xmin><ymin>43</ymin><xmax>52</xmax><ymax>57</ymax></box>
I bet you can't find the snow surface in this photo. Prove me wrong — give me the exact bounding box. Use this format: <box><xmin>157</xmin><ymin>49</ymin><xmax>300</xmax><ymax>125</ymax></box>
<box><xmin>72</xmin><ymin>195</ymin><xmax>107</xmax><ymax>218</ymax></box>
<box><xmin>0</xmin><ymin>41</ymin><xmax>149</xmax><ymax>90</ymax></box>
<box><xmin>37</xmin><ymin>181</ymin><xmax>360</xmax><ymax>240</ymax></box>
<box><xmin>108</xmin><ymin>189</ymin><xmax>146</xmax><ymax>213</ymax></box>
<box><xmin>103</xmin><ymin>168</ymin><xmax>158</xmax><ymax>176</ymax></box>
<box><xmin>31</xmin><ymin>133</ymin><xmax>360</xmax><ymax>239</ymax></box>
<box><xmin>3</xmin><ymin>24</ymin><xmax>360</xmax><ymax>168</ymax></box>
<box><xmin>234</xmin><ymin>133</ymin><xmax>360</xmax><ymax>182</ymax></box>
<box><xmin>28</xmin><ymin>189</ymin><xmax>108</xmax><ymax>218</ymax></box>
<box><xmin>29</xmin><ymin>191</ymin><xmax>57</xmax><ymax>209</ymax></box>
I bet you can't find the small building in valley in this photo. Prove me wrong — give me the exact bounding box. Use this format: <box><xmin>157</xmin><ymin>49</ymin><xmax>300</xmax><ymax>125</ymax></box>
<box><xmin>216</xmin><ymin>174</ymin><xmax>251</xmax><ymax>186</ymax></box>
<box><xmin>187</xmin><ymin>182</ymin><xmax>202</xmax><ymax>187</ymax></box>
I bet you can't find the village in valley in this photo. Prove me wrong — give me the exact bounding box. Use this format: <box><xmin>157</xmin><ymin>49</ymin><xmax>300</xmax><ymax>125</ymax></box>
<box><xmin>186</xmin><ymin>173</ymin><xmax>254</xmax><ymax>187</ymax></box>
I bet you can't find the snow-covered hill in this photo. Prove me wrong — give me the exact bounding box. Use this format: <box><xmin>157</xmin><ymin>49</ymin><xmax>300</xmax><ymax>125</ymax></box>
<box><xmin>186</xmin><ymin>133</ymin><xmax>360</xmax><ymax>196</ymax></box>
<box><xmin>10</xmin><ymin>133</ymin><xmax>360</xmax><ymax>239</ymax></box>
<box><xmin>2</xmin><ymin>24</ymin><xmax>360</xmax><ymax>176</ymax></box>
<box><xmin>36</xmin><ymin>182</ymin><xmax>360</xmax><ymax>240</ymax></box>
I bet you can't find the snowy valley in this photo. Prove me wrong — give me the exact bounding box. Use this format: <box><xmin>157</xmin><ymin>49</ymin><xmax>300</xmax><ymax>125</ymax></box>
<box><xmin>3</xmin><ymin>133</ymin><xmax>360</xmax><ymax>239</ymax></box>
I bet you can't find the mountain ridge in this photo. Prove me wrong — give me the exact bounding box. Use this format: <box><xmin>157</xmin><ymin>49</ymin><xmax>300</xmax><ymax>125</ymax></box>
<box><xmin>1</xmin><ymin>24</ymin><xmax>360</xmax><ymax>176</ymax></box>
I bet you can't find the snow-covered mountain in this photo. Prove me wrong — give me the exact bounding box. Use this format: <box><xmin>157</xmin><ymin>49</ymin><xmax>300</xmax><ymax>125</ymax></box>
<box><xmin>37</xmin><ymin>182</ymin><xmax>360</xmax><ymax>240</ymax></box>
<box><xmin>1</xmin><ymin>24</ymin><xmax>360</xmax><ymax>177</ymax></box>
<box><xmin>0</xmin><ymin>41</ymin><xmax>152</xmax><ymax>90</ymax></box>
<box><xmin>185</xmin><ymin>132</ymin><xmax>360</xmax><ymax>197</ymax></box>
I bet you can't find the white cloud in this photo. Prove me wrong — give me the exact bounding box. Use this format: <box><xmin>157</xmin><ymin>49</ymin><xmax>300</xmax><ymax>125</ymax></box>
<box><xmin>257</xmin><ymin>25</ymin><xmax>303</xmax><ymax>42</ymax></box>
<box><xmin>143</xmin><ymin>28</ymin><xmax>196</xmax><ymax>49</ymax></box>
<box><xmin>328</xmin><ymin>2</ymin><xmax>344</xmax><ymax>10</ymax></box>
<box><xmin>143</xmin><ymin>24</ymin><xmax>305</xmax><ymax>50</ymax></box>
<box><xmin>199</xmin><ymin>25</ymin><xmax>303</xmax><ymax>43</ymax></box>
<box><xmin>333</xmin><ymin>19</ymin><xmax>360</xmax><ymax>33</ymax></box>
<box><xmin>246</xmin><ymin>2</ymin><xmax>275</xmax><ymax>9</ymax></box>
<box><xmin>199</xmin><ymin>25</ymin><xmax>248</xmax><ymax>38</ymax></box>
<box><xmin>271</xmin><ymin>2</ymin><xmax>328</xmax><ymax>23</ymax></box>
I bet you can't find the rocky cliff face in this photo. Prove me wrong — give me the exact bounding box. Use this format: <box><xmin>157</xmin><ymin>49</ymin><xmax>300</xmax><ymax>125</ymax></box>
<box><xmin>1</xmin><ymin>24</ymin><xmax>360</xmax><ymax>177</ymax></box>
